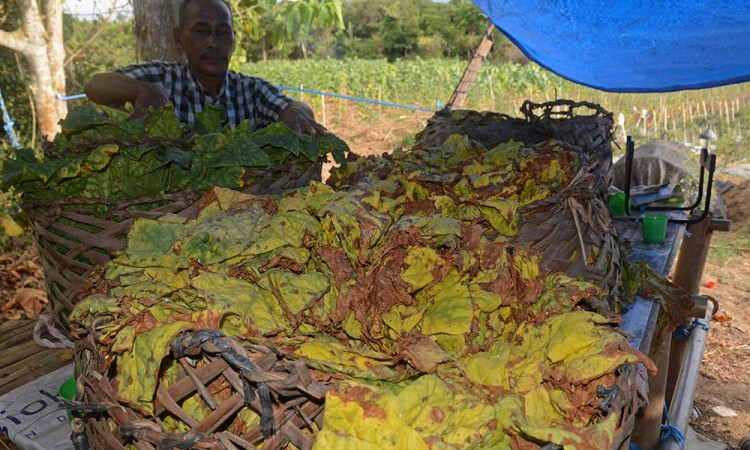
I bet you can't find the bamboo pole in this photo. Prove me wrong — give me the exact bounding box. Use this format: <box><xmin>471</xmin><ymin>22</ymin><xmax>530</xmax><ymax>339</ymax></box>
<box><xmin>322</xmin><ymin>95</ymin><xmax>326</xmax><ymax>128</ymax></box>
<box><xmin>682</xmin><ymin>104</ymin><xmax>687</xmax><ymax>144</ymax></box>
<box><xmin>725</xmin><ymin>100</ymin><xmax>730</xmax><ymax>127</ymax></box>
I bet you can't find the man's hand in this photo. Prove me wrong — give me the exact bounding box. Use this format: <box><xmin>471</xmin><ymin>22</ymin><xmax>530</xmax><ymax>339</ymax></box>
<box><xmin>85</xmin><ymin>73</ymin><xmax>169</xmax><ymax>119</ymax></box>
<box><xmin>278</xmin><ymin>101</ymin><xmax>327</xmax><ymax>136</ymax></box>
<box><xmin>131</xmin><ymin>82</ymin><xmax>169</xmax><ymax>120</ymax></box>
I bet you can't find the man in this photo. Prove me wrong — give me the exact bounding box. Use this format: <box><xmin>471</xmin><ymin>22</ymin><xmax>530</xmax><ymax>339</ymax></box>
<box><xmin>85</xmin><ymin>0</ymin><xmax>326</xmax><ymax>136</ymax></box>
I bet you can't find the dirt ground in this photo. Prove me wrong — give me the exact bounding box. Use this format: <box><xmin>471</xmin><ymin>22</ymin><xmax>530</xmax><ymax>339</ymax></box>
<box><xmin>0</xmin><ymin>104</ymin><xmax>748</xmax><ymax>448</ymax></box>
<box><xmin>690</xmin><ymin>179</ymin><xmax>750</xmax><ymax>450</ymax></box>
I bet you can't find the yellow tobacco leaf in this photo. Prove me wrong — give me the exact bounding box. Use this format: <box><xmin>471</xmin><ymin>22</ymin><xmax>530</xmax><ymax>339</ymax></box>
<box><xmin>382</xmin><ymin>303</ymin><xmax>424</xmax><ymax>335</ymax></box>
<box><xmin>116</xmin><ymin>320</ymin><xmax>193</xmax><ymax>414</ymax></box>
<box><xmin>342</xmin><ymin>312</ymin><xmax>364</xmax><ymax>339</ymax></box>
<box><xmin>0</xmin><ymin>215</ymin><xmax>23</xmax><ymax>237</ymax></box>
<box><xmin>470</xmin><ymin>285</ymin><xmax>504</xmax><ymax>313</ymax></box>
<box><xmin>464</xmin><ymin>341</ymin><xmax>512</xmax><ymax>387</ymax></box>
<box><xmin>191</xmin><ymin>272</ymin><xmax>289</xmax><ymax>334</ymax></box>
<box><xmin>294</xmin><ymin>338</ymin><xmax>400</xmax><ymax>380</ymax></box>
<box><xmin>267</xmin><ymin>270</ymin><xmax>331</xmax><ymax>315</ymax></box>
<box><xmin>524</xmin><ymin>385</ymin><xmax>565</xmax><ymax>424</ymax></box>
<box><xmin>512</xmin><ymin>250</ymin><xmax>540</xmax><ymax>280</ymax></box>
<box><xmin>475</xmin><ymin>199</ymin><xmax>520</xmax><ymax>237</ymax></box>
<box><xmin>545</xmin><ymin>311</ymin><xmax>611</xmax><ymax>364</ymax></box>
<box><xmin>314</xmin><ymin>391</ymin><xmax>428</xmax><ymax>450</ymax></box>
<box><xmin>401</xmin><ymin>247</ymin><xmax>441</xmax><ymax>291</ymax></box>
<box><xmin>421</xmin><ymin>272</ymin><xmax>473</xmax><ymax>336</ymax></box>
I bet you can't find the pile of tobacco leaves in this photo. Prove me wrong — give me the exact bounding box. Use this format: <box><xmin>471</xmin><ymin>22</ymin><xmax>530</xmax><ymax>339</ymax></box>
<box><xmin>1</xmin><ymin>105</ymin><xmax>348</xmax><ymax>207</ymax></box>
<box><xmin>70</xmin><ymin>133</ymin><xmax>656</xmax><ymax>449</ymax></box>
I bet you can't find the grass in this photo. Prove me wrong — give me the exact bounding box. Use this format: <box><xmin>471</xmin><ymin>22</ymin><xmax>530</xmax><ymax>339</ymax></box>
<box><xmin>707</xmin><ymin>228</ymin><xmax>750</xmax><ymax>290</ymax></box>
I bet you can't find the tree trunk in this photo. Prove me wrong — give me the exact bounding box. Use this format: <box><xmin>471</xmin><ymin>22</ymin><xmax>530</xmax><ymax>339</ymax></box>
<box><xmin>0</xmin><ymin>0</ymin><xmax>67</xmax><ymax>140</ymax></box>
<box><xmin>45</xmin><ymin>0</ymin><xmax>68</xmax><ymax>122</ymax></box>
<box><xmin>133</xmin><ymin>0</ymin><xmax>183</xmax><ymax>62</ymax></box>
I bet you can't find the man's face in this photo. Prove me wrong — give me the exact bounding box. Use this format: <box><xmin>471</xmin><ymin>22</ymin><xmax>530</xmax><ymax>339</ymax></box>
<box><xmin>174</xmin><ymin>0</ymin><xmax>235</xmax><ymax>79</ymax></box>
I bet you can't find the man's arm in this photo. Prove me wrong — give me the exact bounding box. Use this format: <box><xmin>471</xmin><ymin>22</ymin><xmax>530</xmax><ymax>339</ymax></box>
<box><xmin>278</xmin><ymin>101</ymin><xmax>327</xmax><ymax>136</ymax></box>
<box><xmin>84</xmin><ymin>72</ymin><xmax>169</xmax><ymax>119</ymax></box>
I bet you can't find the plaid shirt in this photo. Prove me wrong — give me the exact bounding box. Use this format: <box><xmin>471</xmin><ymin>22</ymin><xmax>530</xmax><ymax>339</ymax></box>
<box><xmin>115</xmin><ymin>61</ymin><xmax>292</xmax><ymax>129</ymax></box>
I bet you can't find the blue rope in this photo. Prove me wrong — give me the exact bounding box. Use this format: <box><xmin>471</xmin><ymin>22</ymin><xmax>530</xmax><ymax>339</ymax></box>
<box><xmin>57</xmin><ymin>88</ymin><xmax>440</xmax><ymax>113</ymax></box>
<box><xmin>660</xmin><ymin>402</ymin><xmax>686</xmax><ymax>450</ymax></box>
<box><xmin>673</xmin><ymin>319</ymin><xmax>710</xmax><ymax>340</ymax></box>
<box><xmin>55</xmin><ymin>93</ymin><xmax>87</xmax><ymax>101</ymax></box>
<box><xmin>0</xmin><ymin>87</ymin><xmax>21</xmax><ymax>148</ymax></box>
<box><xmin>276</xmin><ymin>85</ymin><xmax>439</xmax><ymax>112</ymax></box>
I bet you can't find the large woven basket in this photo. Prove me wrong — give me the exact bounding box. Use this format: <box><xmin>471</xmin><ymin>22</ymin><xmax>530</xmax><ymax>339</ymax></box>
<box><xmin>414</xmin><ymin>100</ymin><xmax>622</xmax><ymax>303</ymax></box>
<box><xmin>24</xmin><ymin>160</ymin><xmax>322</xmax><ymax>329</ymax></box>
<box><xmin>73</xmin><ymin>329</ymin><xmax>330</xmax><ymax>450</ymax></box>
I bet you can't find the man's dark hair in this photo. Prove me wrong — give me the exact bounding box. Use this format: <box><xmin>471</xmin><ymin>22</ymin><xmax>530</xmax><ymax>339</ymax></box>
<box><xmin>178</xmin><ymin>0</ymin><xmax>232</xmax><ymax>28</ymax></box>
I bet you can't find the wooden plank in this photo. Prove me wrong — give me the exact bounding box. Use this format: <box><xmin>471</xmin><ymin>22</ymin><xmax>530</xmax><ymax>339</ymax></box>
<box><xmin>0</xmin><ymin>341</ymin><xmax>42</xmax><ymax>369</ymax></box>
<box><xmin>0</xmin><ymin>348</ymin><xmax>65</xmax><ymax>386</ymax></box>
<box><xmin>0</xmin><ymin>356</ymin><xmax>72</xmax><ymax>396</ymax></box>
<box><xmin>0</xmin><ymin>320</ymin><xmax>35</xmax><ymax>343</ymax></box>
<box><xmin>1</xmin><ymin>433</ymin><xmax>20</xmax><ymax>450</ymax></box>
<box><xmin>0</xmin><ymin>323</ymin><xmax>36</xmax><ymax>353</ymax></box>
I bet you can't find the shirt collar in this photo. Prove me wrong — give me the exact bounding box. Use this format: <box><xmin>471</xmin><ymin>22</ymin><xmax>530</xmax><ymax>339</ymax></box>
<box><xmin>184</xmin><ymin>64</ymin><xmax>229</xmax><ymax>100</ymax></box>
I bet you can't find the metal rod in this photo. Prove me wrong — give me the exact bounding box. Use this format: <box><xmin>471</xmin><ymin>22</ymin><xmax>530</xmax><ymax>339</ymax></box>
<box><xmin>659</xmin><ymin>300</ymin><xmax>715</xmax><ymax>450</ymax></box>
<box><xmin>624</xmin><ymin>135</ymin><xmax>634</xmax><ymax>214</ymax></box>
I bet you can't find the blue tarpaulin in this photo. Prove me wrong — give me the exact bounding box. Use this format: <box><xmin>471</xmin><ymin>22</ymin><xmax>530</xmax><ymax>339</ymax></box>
<box><xmin>471</xmin><ymin>0</ymin><xmax>750</xmax><ymax>92</ymax></box>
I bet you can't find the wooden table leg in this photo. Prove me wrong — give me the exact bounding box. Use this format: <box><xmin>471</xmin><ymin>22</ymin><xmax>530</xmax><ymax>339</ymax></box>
<box><xmin>632</xmin><ymin>325</ymin><xmax>672</xmax><ymax>450</ymax></box>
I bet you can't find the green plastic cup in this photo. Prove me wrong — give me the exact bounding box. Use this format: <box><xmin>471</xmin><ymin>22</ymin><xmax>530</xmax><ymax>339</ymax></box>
<box><xmin>59</xmin><ymin>376</ymin><xmax>76</xmax><ymax>422</ymax></box>
<box><xmin>642</xmin><ymin>214</ymin><xmax>669</xmax><ymax>244</ymax></box>
<box><xmin>608</xmin><ymin>193</ymin><xmax>630</xmax><ymax>216</ymax></box>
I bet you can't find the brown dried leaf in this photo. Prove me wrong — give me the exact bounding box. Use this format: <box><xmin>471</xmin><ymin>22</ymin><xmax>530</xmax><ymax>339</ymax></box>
<box><xmin>0</xmin><ymin>287</ymin><xmax>48</xmax><ymax>319</ymax></box>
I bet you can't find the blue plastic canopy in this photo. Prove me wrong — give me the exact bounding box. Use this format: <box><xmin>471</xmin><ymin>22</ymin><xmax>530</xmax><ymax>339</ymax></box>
<box><xmin>471</xmin><ymin>0</ymin><xmax>750</xmax><ymax>92</ymax></box>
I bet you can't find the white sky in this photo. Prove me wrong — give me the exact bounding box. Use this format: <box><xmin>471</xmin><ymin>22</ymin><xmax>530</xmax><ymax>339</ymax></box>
<box><xmin>63</xmin><ymin>0</ymin><xmax>133</xmax><ymax>19</ymax></box>
<box><xmin>64</xmin><ymin>0</ymin><xmax>450</xmax><ymax>19</ymax></box>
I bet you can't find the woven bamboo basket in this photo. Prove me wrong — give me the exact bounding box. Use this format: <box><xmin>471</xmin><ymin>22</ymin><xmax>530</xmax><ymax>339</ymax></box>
<box><xmin>414</xmin><ymin>99</ymin><xmax>621</xmax><ymax>302</ymax></box>
<box><xmin>66</xmin><ymin>100</ymin><xmax>642</xmax><ymax>449</ymax></box>
<box><xmin>24</xmin><ymin>160</ymin><xmax>322</xmax><ymax>329</ymax></box>
<box><xmin>73</xmin><ymin>329</ymin><xmax>330</xmax><ymax>450</ymax></box>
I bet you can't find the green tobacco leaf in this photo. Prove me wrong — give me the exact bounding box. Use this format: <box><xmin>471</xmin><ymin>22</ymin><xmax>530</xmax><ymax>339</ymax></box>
<box><xmin>194</xmin><ymin>105</ymin><xmax>227</xmax><ymax>135</ymax></box>
<box><xmin>159</xmin><ymin>147</ymin><xmax>192</xmax><ymax>171</ymax></box>
<box><xmin>145</xmin><ymin>106</ymin><xmax>184</xmax><ymax>140</ymax></box>
<box><xmin>126</xmin><ymin>218</ymin><xmax>186</xmax><ymax>263</ymax></box>
<box><xmin>317</xmin><ymin>132</ymin><xmax>350</xmax><ymax>166</ymax></box>
<box><xmin>59</xmin><ymin>105</ymin><xmax>108</xmax><ymax>134</ymax></box>
<box><xmin>1</xmin><ymin>149</ymin><xmax>50</xmax><ymax>190</ymax></box>
<box><xmin>251</xmin><ymin>122</ymin><xmax>301</xmax><ymax>156</ymax></box>
<box><xmin>81</xmin><ymin>144</ymin><xmax>119</xmax><ymax>172</ymax></box>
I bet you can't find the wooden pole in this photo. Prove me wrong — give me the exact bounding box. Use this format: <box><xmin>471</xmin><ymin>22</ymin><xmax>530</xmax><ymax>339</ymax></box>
<box><xmin>447</xmin><ymin>22</ymin><xmax>495</xmax><ymax>109</ymax></box>
<box><xmin>632</xmin><ymin>326</ymin><xmax>673</xmax><ymax>450</ymax></box>
<box><xmin>666</xmin><ymin>213</ymin><xmax>721</xmax><ymax>410</ymax></box>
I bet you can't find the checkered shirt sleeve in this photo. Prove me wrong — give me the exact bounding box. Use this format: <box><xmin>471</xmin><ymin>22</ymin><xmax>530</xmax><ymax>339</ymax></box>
<box><xmin>114</xmin><ymin>62</ymin><xmax>294</xmax><ymax>129</ymax></box>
